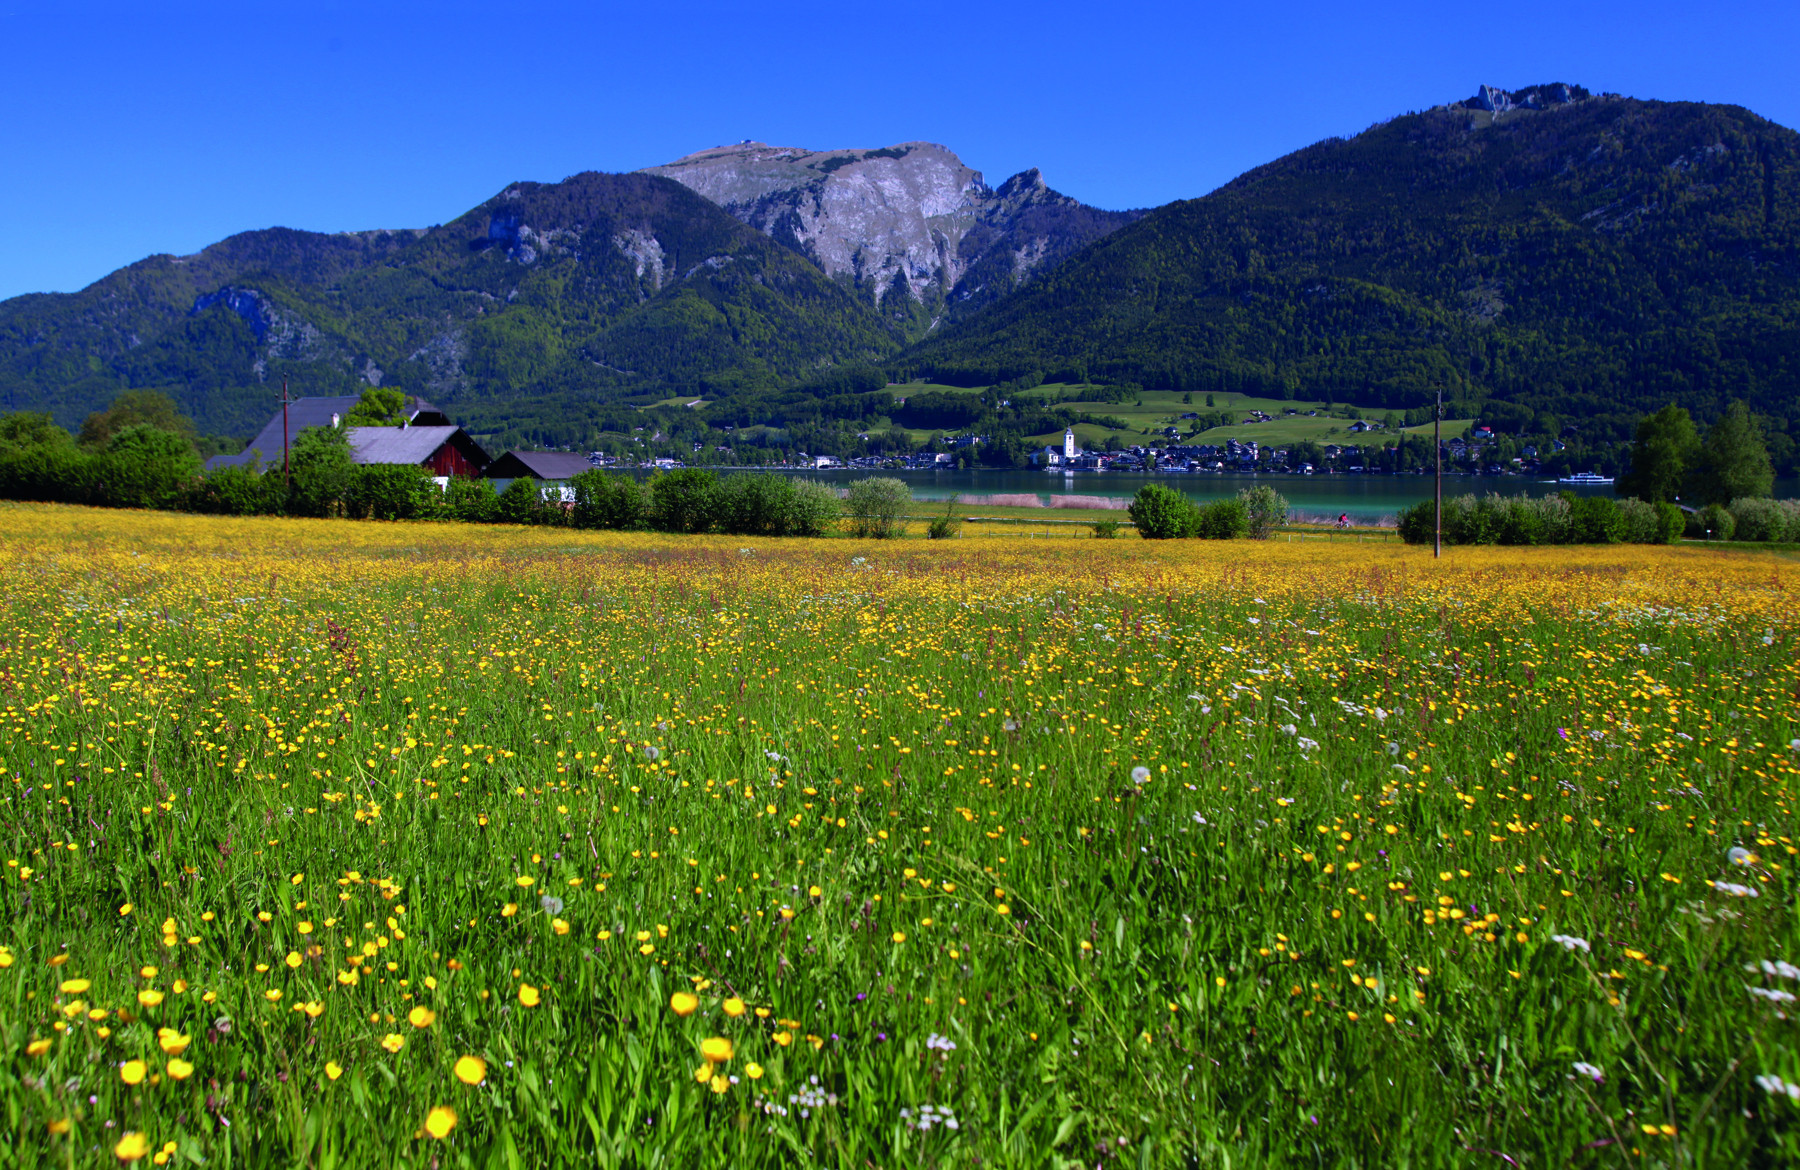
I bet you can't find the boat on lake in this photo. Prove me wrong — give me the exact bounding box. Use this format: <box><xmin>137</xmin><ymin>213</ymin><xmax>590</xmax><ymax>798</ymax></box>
<box><xmin>1557</xmin><ymin>471</ymin><xmax>1615</xmax><ymax>485</ymax></box>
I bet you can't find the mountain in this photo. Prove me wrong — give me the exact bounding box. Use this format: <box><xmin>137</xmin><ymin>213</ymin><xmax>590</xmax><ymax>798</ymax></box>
<box><xmin>905</xmin><ymin>85</ymin><xmax>1800</xmax><ymax>445</ymax></box>
<box><xmin>641</xmin><ymin>142</ymin><xmax>1142</xmax><ymax>336</ymax></box>
<box><xmin>0</xmin><ymin>173</ymin><xmax>900</xmax><ymax>440</ymax></box>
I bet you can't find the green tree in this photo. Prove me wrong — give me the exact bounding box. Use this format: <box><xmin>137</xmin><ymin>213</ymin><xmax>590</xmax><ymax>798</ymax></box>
<box><xmin>1692</xmin><ymin>401</ymin><xmax>1774</xmax><ymax>505</ymax></box>
<box><xmin>286</xmin><ymin>425</ymin><xmax>356</xmax><ymax>518</ymax></box>
<box><xmin>344</xmin><ymin>387</ymin><xmax>409</xmax><ymax>427</ymax></box>
<box><xmin>844</xmin><ymin>477</ymin><xmax>910</xmax><ymax>538</ymax></box>
<box><xmin>1618</xmin><ymin>404</ymin><xmax>1698</xmax><ymax>503</ymax></box>
<box><xmin>78</xmin><ymin>390</ymin><xmax>197</xmax><ymax>451</ymax></box>
<box><xmin>92</xmin><ymin>424</ymin><xmax>201</xmax><ymax>509</ymax></box>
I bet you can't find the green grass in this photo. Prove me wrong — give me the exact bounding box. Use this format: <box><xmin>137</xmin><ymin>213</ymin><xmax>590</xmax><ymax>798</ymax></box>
<box><xmin>1</xmin><ymin>506</ymin><xmax>1796</xmax><ymax>1167</ymax></box>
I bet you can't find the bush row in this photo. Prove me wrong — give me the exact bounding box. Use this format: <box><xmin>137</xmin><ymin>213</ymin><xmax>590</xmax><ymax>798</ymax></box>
<box><xmin>1128</xmin><ymin>484</ymin><xmax>1289</xmax><ymax>539</ymax></box>
<box><xmin>1685</xmin><ymin>498</ymin><xmax>1800</xmax><ymax>543</ymax></box>
<box><xmin>1397</xmin><ymin>493</ymin><xmax>1683</xmax><ymax>545</ymax></box>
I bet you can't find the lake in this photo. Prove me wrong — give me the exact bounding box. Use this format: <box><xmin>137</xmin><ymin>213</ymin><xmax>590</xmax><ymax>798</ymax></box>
<box><xmin>722</xmin><ymin>469</ymin><xmax>1800</xmax><ymax>522</ymax></box>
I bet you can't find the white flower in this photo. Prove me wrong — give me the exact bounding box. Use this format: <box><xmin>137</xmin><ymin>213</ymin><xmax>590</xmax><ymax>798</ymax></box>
<box><xmin>925</xmin><ymin>1033</ymin><xmax>957</xmax><ymax>1053</ymax></box>
<box><xmin>1373</xmin><ymin>707</ymin><xmax>1388</xmax><ymax>722</ymax></box>
<box><xmin>538</xmin><ymin>895</ymin><xmax>564</xmax><ymax>915</ymax></box>
<box><xmin>1789</xmin><ymin>739</ymin><xmax>1800</xmax><ymax>752</ymax></box>
<box><xmin>1570</xmin><ymin>1061</ymin><xmax>1604</xmax><ymax>1082</ymax></box>
<box><xmin>1385</xmin><ymin>742</ymin><xmax>1401</xmax><ymax>756</ymax></box>
<box><xmin>1729</xmin><ymin>846</ymin><xmax>1754</xmax><ymax>866</ymax></box>
<box><xmin>1192</xmin><ymin>812</ymin><xmax>1208</xmax><ymax>826</ymax></box>
<box><xmin>642</xmin><ymin>745</ymin><xmax>660</xmax><ymax>761</ymax></box>
<box><xmin>1755</xmin><ymin>1074</ymin><xmax>1800</xmax><ymax>1100</ymax></box>
<box><xmin>1279</xmin><ymin>723</ymin><xmax>1297</xmax><ymax>736</ymax></box>
<box><xmin>1130</xmin><ymin>766</ymin><xmax>1151</xmax><ymax>785</ymax></box>
<box><xmin>1392</xmin><ymin>764</ymin><xmax>1412</xmax><ymax>775</ymax></box>
<box><xmin>1295</xmin><ymin>737</ymin><xmax>1319</xmax><ymax>752</ymax></box>
<box><xmin>1749</xmin><ymin>986</ymin><xmax>1797</xmax><ymax>1003</ymax></box>
<box><xmin>1760</xmin><ymin>959</ymin><xmax>1800</xmax><ymax>981</ymax></box>
<box><xmin>1551</xmin><ymin>935</ymin><xmax>1591</xmax><ymax>953</ymax></box>
<box><xmin>1714</xmin><ymin>880</ymin><xmax>1760</xmax><ymax>898</ymax></box>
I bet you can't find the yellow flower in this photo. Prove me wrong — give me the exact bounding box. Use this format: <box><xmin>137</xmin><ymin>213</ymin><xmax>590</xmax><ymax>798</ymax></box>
<box><xmin>114</xmin><ymin>1132</ymin><xmax>150</xmax><ymax>1161</ymax></box>
<box><xmin>264</xmin><ymin>989</ymin><xmax>282</xmax><ymax>1003</ymax></box>
<box><xmin>773</xmin><ymin>1031</ymin><xmax>793</xmax><ymax>1047</ymax></box>
<box><xmin>138</xmin><ymin>989</ymin><xmax>164</xmax><ymax>1007</ymax></box>
<box><xmin>408</xmin><ymin>1006</ymin><xmax>435</xmax><ymax>1028</ymax></box>
<box><xmin>552</xmin><ymin>918</ymin><xmax>570</xmax><ymax>936</ymax></box>
<box><xmin>285</xmin><ymin>952</ymin><xmax>303</xmax><ymax>969</ymax></box>
<box><xmin>424</xmin><ymin>1106</ymin><xmax>457</xmax><ymax>1140</ymax></box>
<box><xmin>891</xmin><ymin>931</ymin><xmax>906</xmax><ymax>943</ymax></box>
<box><xmin>745</xmin><ymin>1062</ymin><xmax>764</xmax><ymax>1080</ymax></box>
<box><xmin>297</xmin><ymin>922</ymin><xmax>313</xmax><ymax>935</ymax></box>
<box><xmin>694</xmin><ymin>1062</ymin><xmax>713</xmax><ymax>1083</ymax></box>
<box><xmin>502</xmin><ymin>903</ymin><xmax>519</xmax><ymax>918</ymax></box>
<box><xmin>325</xmin><ymin>1061</ymin><xmax>344</xmax><ymax>1081</ymax></box>
<box><xmin>47</xmin><ymin>1117</ymin><xmax>71</xmax><ymax>1135</ymax></box>
<box><xmin>120</xmin><ymin>1059</ymin><xmax>147</xmax><ymax>1084</ymax></box>
<box><xmin>167</xmin><ymin>1058</ymin><xmax>194</xmax><ymax>1080</ymax></box>
<box><xmin>157</xmin><ymin>1029</ymin><xmax>191</xmax><ymax>1056</ymax></box>
<box><xmin>700</xmin><ymin>1037</ymin><xmax>733</xmax><ymax>1064</ymax></box>
<box><xmin>638</xmin><ymin>944</ymin><xmax>654</xmax><ymax>956</ymax></box>
<box><xmin>515</xmin><ymin>876</ymin><xmax>535</xmax><ymax>888</ymax></box>
<box><xmin>59</xmin><ymin>978</ymin><xmax>91</xmax><ymax>994</ymax></box>
<box><xmin>669</xmin><ymin>991</ymin><xmax>699</xmax><ymax>1016</ymax></box>
<box><xmin>996</xmin><ymin>904</ymin><xmax>1011</xmax><ymax>916</ymax></box>
<box><xmin>380</xmin><ymin>1033</ymin><xmax>405</xmax><ymax>1054</ymax></box>
<box><xmin>26</xmin><ymin>1038</ymin><xmax>53</xmax><ymax>1057</ymax></box>
<box><xmin>709</xmin><ymin>1074</ymin><xmax>730</xmax><ymax>1094</ymax></box>
<box><xmin>518</xmin><ymin>984</ymin><xmax>541</xmax><ymax>1007</ymax></box>
<box><xmin>453</xmin><ymin>1055</ymin><xmax>487</xmax><ymax>1085</ymax></box>
<box><xmin>119</xmin><ymin>902</ymin><xmax>134</xmax><ymax>916</ymax></box>
<box><xmin>722</xmin><ymin>997</ymin><xmax>746</xmax><ymax>1018</ymax></box>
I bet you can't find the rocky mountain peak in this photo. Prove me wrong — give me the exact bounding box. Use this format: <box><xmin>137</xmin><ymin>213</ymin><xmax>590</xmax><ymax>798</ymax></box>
<box><xmin>639</xmin><ymin>142</ymin><xmax>1137</xmax><ymax>332</ymax></box>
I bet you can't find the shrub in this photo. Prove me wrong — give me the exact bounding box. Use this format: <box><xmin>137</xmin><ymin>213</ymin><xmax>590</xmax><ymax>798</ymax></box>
<box><xmin>925</xmin><ymin>495</ymin><xmax>962</xmax><ymax>541</ymax></box>
<box><xmin>569</xmin><ymin>471</ymin><xmax>648</xmax><ymax>531</ymax></box>
<box><xmin>1652</xmin><ymin>501</ymin><xmax>1686</xmax><ymax>544</ymax></box>
<box><xmin>188</xmin><ymin>463</ymin><xmax>284</xmax><ymax>516</ymax></box>
<box><xmin>1496</xmin><ymin>496</ymin><xmax>1548</xmax><ymax>545</ymax></box>
<box><xmin>1193</xmin><ymin>497</ymin><xmax>1250</xmax><ymax>539</ymax></box>
<box><xmin>92</xmin><ymin>424</ymin><xmax>201</xmax><ymax>510</ymax></box>
<box><xmin>1091</xmin><ymin>519</ymin><xmax>1120</xmax><ymax>539</ymax></box>
<box><xmin>1615</xmin><ymin>498</ymin><xmax>1660</xmax><ymax>545</ymax></box>
<box><xmin>1567</xmin><ymin>495</ymin><xmax>1623</xmax><ymax>544</ymax></box>
<box><xmin>346</xmin><ymin>464</ymin><xmax>442</xmax><ymax>521</ymax></box>
<box><xmin>1127</xmin><ymin>484</ymin><xmax>1196</xmax><ymax>539</ymax></box>
<box><xmin>286</xmin><ymin>426</ymin><xmax>355</xmax><ymax>518</ymax></box>
<box><xmin>845</xmin><ymin>477</ymin><xmax>911</xmax><ymax>539</ymax></box>
<box><xmin>716</xmin><ymin>474</ymin><xmax>797</xmax><ymax>537</ymax></box>
<box><xmin>495</xmin><ymin>476</ymin><xmax>551</xmax><ymax>526</ymax></box>
<box><xmin>444</xmin><ymin>477</ymin><xmax>499</xmax><ymax>524</ymax></box>
<box><xmin>1237</xmin><ymin>485</ymin><xmax>1289</xmax><ymax>539</ymax></box>
<box><xmin>650</xmin><ymin>469</ymin><xmax>720</xmax><ymax>534</ymax></box>
<box><xmin>1396</xmin><ymin>500</ymin><xmax>1436</xmax><ymax>545</ymax></box>
<box><xmin>1728</xmin><ymin>497</ymin><xmax>1800</xmax><ymax>543</ymax></box>
<box><xmin>780</xmin><ymin>479</ymin><xmax>841</xmax><ymax>537</ymax></box>
<box><xmin>1689</xmin><ymin>503</ymin><xmax>1735</xmax><ymax>541</ymax></box>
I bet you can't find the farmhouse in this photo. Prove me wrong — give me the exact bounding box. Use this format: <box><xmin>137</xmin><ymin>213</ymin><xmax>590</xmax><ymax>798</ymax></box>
<box><xmin>484</xmin><ymin>450</ymin><xmax>597</xmax><ymax>482</ymax></box>
<box><xmin>348</xmin><ymin>425</ymin><xmax>491</xmax><ymax>479</ymax></box>
<box><xmin>205</xmin><ymin>395</ymin><xmax>457</xmax><ymax>473</ymax></box>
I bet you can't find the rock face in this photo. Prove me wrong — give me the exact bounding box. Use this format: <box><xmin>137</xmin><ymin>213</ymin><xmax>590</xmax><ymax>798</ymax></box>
<box><xmin>641</xmin><ymin>142</ymin><xmax>1140</xmax><ymax>333</ymax></box>
<box><xmin>1467</xmin><ymin>82</ymin><xmax>1589</xmax><ymax>114</ymax></box>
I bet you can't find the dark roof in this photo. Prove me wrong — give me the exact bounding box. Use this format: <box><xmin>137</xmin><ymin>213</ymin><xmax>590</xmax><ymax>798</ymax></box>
<box><xmin>205</xmin><ymin>394</ymin><xmax>449</xmax><ymax>471</ymax></box>
<box><xmin>485</xmin><ymin>450</ymin><xmax>597</xmax><ymax>480</ymax></box>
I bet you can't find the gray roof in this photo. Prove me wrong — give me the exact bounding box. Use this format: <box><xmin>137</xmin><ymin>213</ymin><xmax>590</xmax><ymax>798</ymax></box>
<box><xmin>205</xmin><ymin>394</ymin><xmax>449</xmax><ymax>472</ymax></box>
<box><xmin>347</xmin><ymin>426</ymin><xmax>466</xmax><ymax>465</ymax></box>
<box><xmin>485</xmin><ymin>450</ymin><xmax>596</xmax><ymax>480</ymax></box>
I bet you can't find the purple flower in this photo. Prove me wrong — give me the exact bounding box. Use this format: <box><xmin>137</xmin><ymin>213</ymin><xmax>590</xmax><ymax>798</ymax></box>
<box><xmin>1557</xmin><ymin>728</ymin><xmax>1569</xmax><ymax>740</ymax></box>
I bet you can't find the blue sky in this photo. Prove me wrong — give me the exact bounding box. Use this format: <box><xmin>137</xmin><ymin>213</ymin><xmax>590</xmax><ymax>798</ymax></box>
<box><xmin>3</xmin><ymin>0</ymin><xmax>1795</xmax><ymax>300</ymax></box>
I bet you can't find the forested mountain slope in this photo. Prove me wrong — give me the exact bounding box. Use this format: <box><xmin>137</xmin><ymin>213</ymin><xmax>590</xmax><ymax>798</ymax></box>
<box><xmin>0</xmin><ymin>174</ymin><xmax>899</xmax><ymax>438</ymax></box>
<box><xmin>904</xmin><ymin>85</ymin><xmax>1800</xmax><ymax>442</ymax></box>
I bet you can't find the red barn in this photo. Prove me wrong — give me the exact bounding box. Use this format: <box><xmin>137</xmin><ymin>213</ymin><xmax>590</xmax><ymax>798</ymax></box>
<box><xmin>347</xmin><ymin>426</ymin><xmax>491</xmax><ymax>479</ymax></box>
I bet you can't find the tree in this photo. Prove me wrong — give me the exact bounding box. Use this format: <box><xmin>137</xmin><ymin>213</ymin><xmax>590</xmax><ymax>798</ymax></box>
<box><xmin>1692</xmin><ymin>401</ymin><xmax>1774</xmax><ymax>505</ymax></box>
<box><xmin>1617</xmin><ymin>404</ymin><xmax>1698</xmax><ymax>503</ymax></box>
<box><xmin>286</xmin><ymin>425</ymin><xmax>356</xmax><ymax>518</ymax></box>
<box><xmin>92</xmin><ymin>424</ymin><xmax>201</xmax><ymax>509</ymax></box>
<box><xmin>79</xmin><ymin>390</ymin><xmax>197</xmax><ymax>450</ymax></box>
<box><xmin>344</xmin><ymin>387</ymin><xmax>409</xmax><ymax>427</ymax></box>
<box><xmin>844</xmin><ymin>477</ymin><xmax>910</xmax><ymax>538</ymax></box>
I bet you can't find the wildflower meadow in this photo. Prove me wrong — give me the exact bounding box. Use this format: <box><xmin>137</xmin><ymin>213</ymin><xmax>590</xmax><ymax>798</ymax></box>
<box><xmin>1</xmin><ymin>502</ymin><xmax>1796</xmax><ymax>1167</ymax></box>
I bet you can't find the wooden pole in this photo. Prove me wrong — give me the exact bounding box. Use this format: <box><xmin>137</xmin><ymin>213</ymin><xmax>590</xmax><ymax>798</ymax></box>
<box><xmin>1433</xmin><ymin>381</ymin><xmax>1443</xmax><ymax>559</ymax></box>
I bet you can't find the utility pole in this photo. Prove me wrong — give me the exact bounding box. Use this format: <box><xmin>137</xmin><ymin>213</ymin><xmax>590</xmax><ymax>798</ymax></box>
<box><xmin>281</xmin><ymin>377</ymin><xmax>291</xmax><ymax>488</ymax></box>
<box><xmin>1433</xmin><ymin>380</ymin><xmax>1443</xmax><ymax>559</ymax></box>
